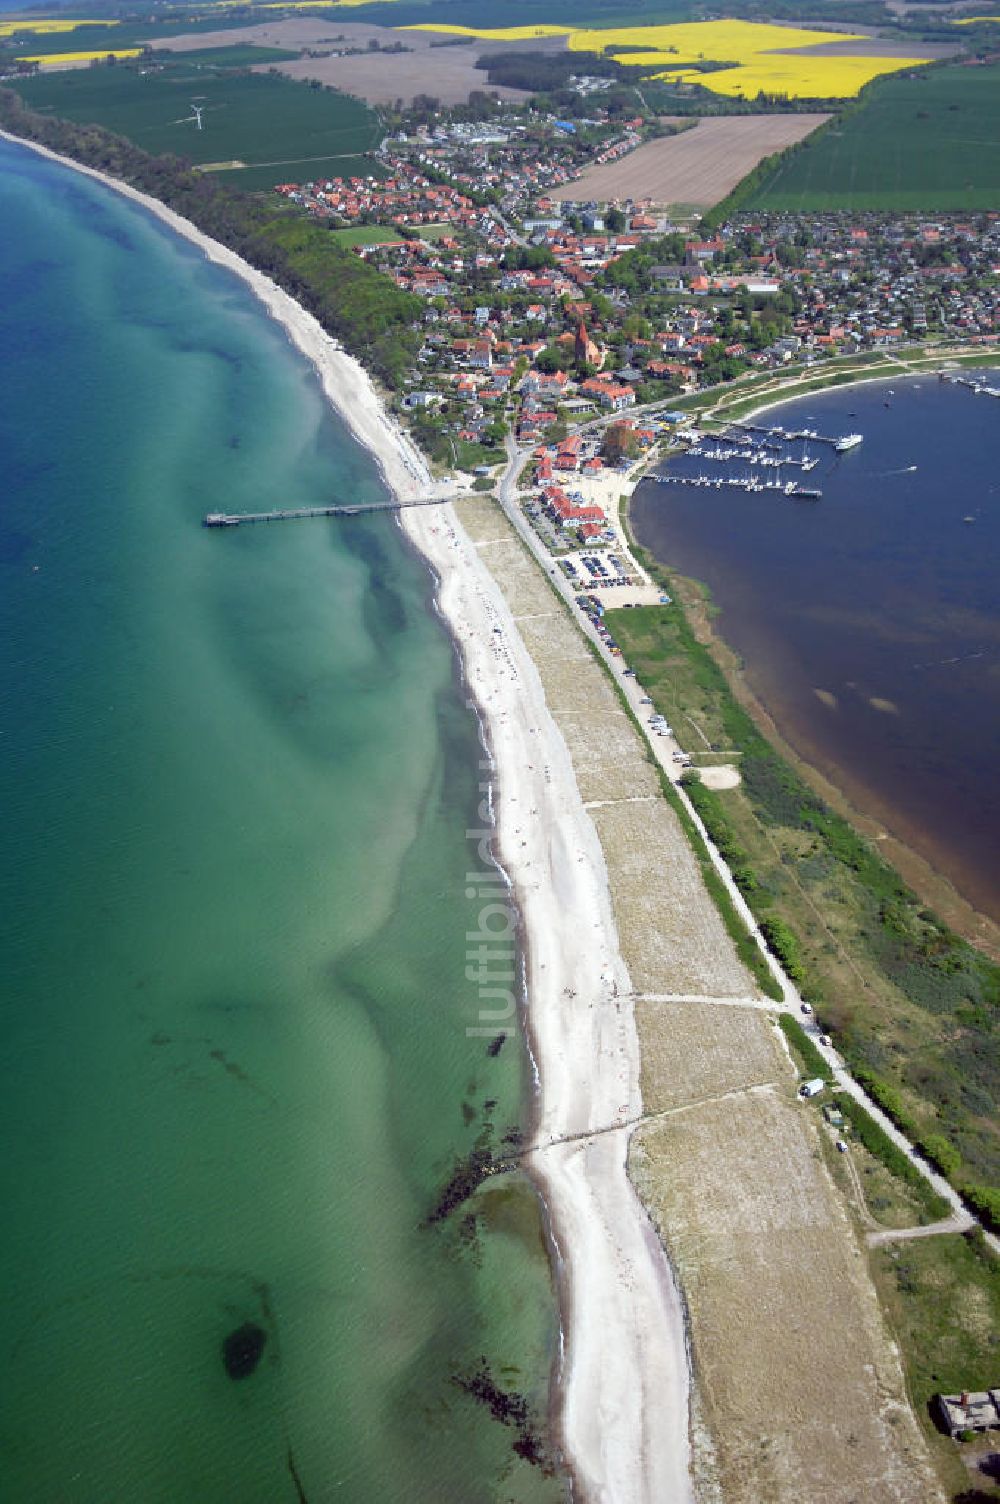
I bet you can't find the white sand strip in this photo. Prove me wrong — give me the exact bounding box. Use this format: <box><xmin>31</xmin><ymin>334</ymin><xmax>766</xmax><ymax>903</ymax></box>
<box><xmin>404</xmin><ymin>500</ymin><xmax>692</xmax><ymax>1503</ymax></box>
<box><xmin>2</xmin><ymin>130</ymin><xmax>694</xmax><ymax>1503</ymax></box>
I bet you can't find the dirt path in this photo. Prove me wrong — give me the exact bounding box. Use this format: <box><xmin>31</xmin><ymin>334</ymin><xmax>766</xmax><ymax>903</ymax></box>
<box><xmin>867</xmin><ymin>1213</ymin><xmax>974</xmax><ymax>1248</ymax></box>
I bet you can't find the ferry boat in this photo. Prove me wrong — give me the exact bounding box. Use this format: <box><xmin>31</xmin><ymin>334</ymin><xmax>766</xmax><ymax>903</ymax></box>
<box><xmin>834</xmin><ymin>433</ymin><xmax>863</xmax><ymax>452</ymax></box>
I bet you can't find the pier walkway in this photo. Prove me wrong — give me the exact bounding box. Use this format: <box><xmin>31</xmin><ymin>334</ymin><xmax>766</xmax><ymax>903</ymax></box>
<box><xmin>203</xmin><ymin>493</ymin><xmax>453</xmax><ymax>528</ymax></box>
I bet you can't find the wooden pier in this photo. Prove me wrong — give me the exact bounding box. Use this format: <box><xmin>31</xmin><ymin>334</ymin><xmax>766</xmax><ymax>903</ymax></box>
<box><xmin>203</xmin><ymin>494</ymin><xmax>451</xmax><ymax>528</ymax></box>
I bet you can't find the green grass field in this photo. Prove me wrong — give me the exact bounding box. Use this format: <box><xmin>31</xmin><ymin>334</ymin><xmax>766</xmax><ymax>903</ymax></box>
<box><xmin>328</xmin><ymin>224</ymin><xmax>407</xmax><ymax>247</ymax></box>
<box><xmin>10</xmin><ymin>64</ymin><xmax>381</xmax><ymax>190</ymax></box>
<box><xmin>212</xmin><ymin>155</ymin><xmax>385</xmax><ymax>192</ymax></box>
<box><xmin>147</xmin><ymin>46</ymin><xmax>302</xmax><ymax>68</ymax></box>
<box><xmin>872</xmin><ymin>1233</ymin><xmax>1000</xmax><ymax>1494</ymax></box>
<box><xmin>748</xmin><ymin>62</ymin><xmax>1000</xmax><ymax>211</ymax></box>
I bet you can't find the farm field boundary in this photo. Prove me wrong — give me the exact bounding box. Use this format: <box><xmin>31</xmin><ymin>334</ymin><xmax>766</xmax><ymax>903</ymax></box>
<box><xmin>551</xmin><ymin>114</ymin><xmax>829</xmax><ymax>209</ymax></box>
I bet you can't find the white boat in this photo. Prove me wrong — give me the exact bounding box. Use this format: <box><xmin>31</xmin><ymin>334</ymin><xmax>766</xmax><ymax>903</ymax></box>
<box><xmin>835</xmin><ymin>433</ymin><xmax>863</xmax><ymax>452</ymax></box>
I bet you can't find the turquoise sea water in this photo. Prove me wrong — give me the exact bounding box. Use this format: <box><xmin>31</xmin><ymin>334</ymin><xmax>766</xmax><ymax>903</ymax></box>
<box><xmin>0</xmin><ymin>140</ymin><xmax>562</xmax><ymax>1501</ymax></box>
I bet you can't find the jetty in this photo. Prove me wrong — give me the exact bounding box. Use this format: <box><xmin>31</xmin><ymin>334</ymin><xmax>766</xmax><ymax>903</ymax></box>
<box><xmin>651</xmin><ymin>473</ymin><xmax>821</xmax><ymax>499</ymax></box>
<box><xmin>734</xmin><ymin>420</ymin><xmax>850</xmax><ymax>447</ymax></box>
<box><xmin>203</xmin><ymin>494</ymin><xmax>452</xmax><ymax>528</ymax></box>
<box><xmin>940</xmin><ymin>373</ymin><xmax>1000</xmax><ymax>398</ymax></box>
<box><xmin>685</xmin><ymin>443</ymin><xmax>819</xmax><ymax>472</ymax></box>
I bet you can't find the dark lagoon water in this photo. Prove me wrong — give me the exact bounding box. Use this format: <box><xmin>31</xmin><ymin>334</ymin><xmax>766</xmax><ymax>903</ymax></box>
<box><xmin>632</xmin><ymin>373</ymin><xmax>1000</xmax><ymax>923</ymax></box>
<box><xmin>0</xmin><ymin>140</ymin><xmax>562</xmax><ymax>1501</ymax></box>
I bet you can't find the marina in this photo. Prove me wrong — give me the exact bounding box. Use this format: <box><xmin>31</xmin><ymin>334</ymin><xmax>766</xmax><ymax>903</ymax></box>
<box><xmin>633</xmin><ymin>369</ymin><xmax>1000</xmax><ymax>926</ymax></box>
<box><xmin>684</xmin><ymin>443</ymin><xmax>820</xmax><ymax>471</ymax></box>
<box><xmin>662</xmin><ymin>421</ymin><xmax>865</xmax><ymax>502</ymax></box>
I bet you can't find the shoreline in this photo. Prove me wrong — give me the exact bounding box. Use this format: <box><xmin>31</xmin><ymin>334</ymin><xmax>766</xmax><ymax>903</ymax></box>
<box><xmin>674</xmin><ymin>552</ymin><xmax>1000</xmax><ymax>952</ymax></box>
<box><xmin>690</xmin><ymin>347</ymin><xmax>1000</xmax><ymax>431</ymax></box>
<box><xmin>1</xmin><ymin>130</ymin><xmax>694</xmax><ymax>1500</ymax></box>
<box><xmin>630</xmin><ymin>374</ymin><xmax>1000</xmax><ymax>953</ymax></box>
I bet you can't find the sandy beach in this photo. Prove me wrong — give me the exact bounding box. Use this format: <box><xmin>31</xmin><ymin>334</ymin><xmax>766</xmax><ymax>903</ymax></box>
<box><xmin>1</xmin><ymin>131</ymin><xmax>695</xmax><ymax>1501</ymax></box>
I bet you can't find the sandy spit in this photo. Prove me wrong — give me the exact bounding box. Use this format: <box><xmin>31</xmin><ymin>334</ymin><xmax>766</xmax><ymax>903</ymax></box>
<box><xmin>1</xmin><ymin>129</ymin><xmax>694</xmax><ymax>1504</ymax></box>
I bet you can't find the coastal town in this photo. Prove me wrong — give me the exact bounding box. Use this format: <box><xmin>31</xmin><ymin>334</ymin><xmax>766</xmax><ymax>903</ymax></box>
<box><xmin>274</xmin><ymin>105</ymin><xmax>1000</xmax><ymax>512</ymax></box>
<box><xmin>268</xmin><ymin>105</ymin><xmax>1000</xmax><ymax>573</ymax></box>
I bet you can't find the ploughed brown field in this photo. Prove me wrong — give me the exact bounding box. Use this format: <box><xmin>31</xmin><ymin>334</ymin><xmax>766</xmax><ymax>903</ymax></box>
<box><xmin>266</xmin><ymin>48</ymin><xmax>531</xmax><ymax>108</ymax></box>
<box><xmin>552</xmin><ymin>114</ymin><xmax>830</xmax><ymax>208</ymax></box>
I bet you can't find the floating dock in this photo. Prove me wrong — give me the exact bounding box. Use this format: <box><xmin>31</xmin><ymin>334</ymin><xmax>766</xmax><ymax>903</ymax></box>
<box><xmin>940</xmin><ymin>373</ymin><xmax>1000</xmax><ymax>398</ymax></box>
<box><xmin>204</xmin><ymin>495</ymin><xmax>451</xmax><ymax>528</ymax></box>
<box><xmin>735</xmin><ymin>420</ymin><xmax>850</xmax><ymax>447</ymax></box>
<box><xmin>652</xmin><ymin>474</ymin><xmax>822</xmax><ymax>499</ymax></box>
<box><xmin>686</xmin><ymin>443</ymin><xmax>818</xmax><ymax>471</ymax></box>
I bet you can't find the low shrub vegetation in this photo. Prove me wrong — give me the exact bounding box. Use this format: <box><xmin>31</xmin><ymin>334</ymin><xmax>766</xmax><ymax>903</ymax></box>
<box><xmin>834</xmin><ymin>1094</ymin><xmax>951</xmax><ymax>1222</ymax></box>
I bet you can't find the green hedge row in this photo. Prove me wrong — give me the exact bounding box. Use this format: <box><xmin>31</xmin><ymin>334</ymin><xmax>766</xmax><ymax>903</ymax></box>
<box><xmin>853</xmin><ymin>1067</ymin><xmax>1000</xmax><ymax>1234</ymax></box>
<box><xmin>777</xmin><ymin>1012</ymin><xmax>833</xmax><ymax>1082</ymax></box>
<box><xmin>960</xmin><ymin>1184</ymin><xmax>1000</xmax><ymax>1237</ymax></box>
<box><xmin>758</xmin><ymin>915</ymin><xmax>807</xmax><ymax>987</ymax></box>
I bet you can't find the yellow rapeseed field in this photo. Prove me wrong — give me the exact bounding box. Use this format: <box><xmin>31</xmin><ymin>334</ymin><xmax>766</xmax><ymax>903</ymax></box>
<box><xmin>404</xmin><ymin>18</ymin><xmax>932</xmax><ymax>100</ymax></box>
<box><xmin>25</xmin><ymin>48</ymin><xmax>142</xmax><ymax>66</ymax></box>
<box><xmin>663</xmin><ymin>53</ymin><xmax>931</xmax><ymax>101</ymax></box>
<box><xmin>567</xmin><ymin>18</ymin><xmax>851</xmax><ymax>57</ymax></box>
<box><xmin>0</xmin><ymin>18</ymin><xmax>117</xmax><ymax>39</ymax></box>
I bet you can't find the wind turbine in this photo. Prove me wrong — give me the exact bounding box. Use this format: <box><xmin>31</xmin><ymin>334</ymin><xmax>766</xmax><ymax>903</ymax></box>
<box><xmin>189</xmin><ymin>103</ymin><xmax>204</xmax><ymax>131</ymax></box>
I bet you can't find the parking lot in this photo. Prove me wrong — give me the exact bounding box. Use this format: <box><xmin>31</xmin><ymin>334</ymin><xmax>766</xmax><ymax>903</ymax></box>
<box><xmin>557</xmin><ymin>545</ymin><xmax>664</xmax><ymax>608</ymax></box>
